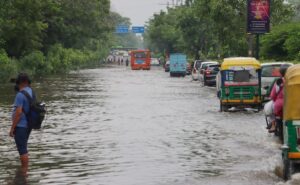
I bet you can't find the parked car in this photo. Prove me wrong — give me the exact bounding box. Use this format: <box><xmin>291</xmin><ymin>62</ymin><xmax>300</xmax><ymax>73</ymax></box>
<box><xmin>203</xmin><ymin>63</ymin><xmax>220</xmax><ymax>86</ymax></box>
<box><xmin>164</xmin><ymin>60</ymin><xmax>170</xmax><ymax>72</ymax></box>
<box><xmin>191</xmin><ymin>60</ymin><xmax>203</xmax><ymax>81</ymax></box>
<box><xmin>169</xmin><ymin>53</ymin><xmax>187</xmax><ymax>77</ymax></box>
<box><xmin>199</xmin><ymin>61</ymin><xmax>219</xmax><ymax>82</ymax></box>
<box><xmin>261</xmin><ymin>62</ymin><xmax>293</xmax><ymax>97</ymax></box>
<box><xmin>151</xmin><ymin>58</ymin><xmax>160</xmax><ymax>66</ymax></box>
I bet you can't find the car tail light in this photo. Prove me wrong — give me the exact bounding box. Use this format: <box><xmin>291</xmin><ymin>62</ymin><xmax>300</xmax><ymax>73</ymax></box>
<box><xmin>206</xmin><ymin>70</ymin><xmax>211</xmax><ymax>75</ymax></box>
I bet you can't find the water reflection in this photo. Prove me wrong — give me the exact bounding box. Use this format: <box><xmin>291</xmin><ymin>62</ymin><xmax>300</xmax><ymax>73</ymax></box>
<box><xmin>4</xmin><ymin>166</ymin><xmax>28</xmax><ymax>185</ymax></box>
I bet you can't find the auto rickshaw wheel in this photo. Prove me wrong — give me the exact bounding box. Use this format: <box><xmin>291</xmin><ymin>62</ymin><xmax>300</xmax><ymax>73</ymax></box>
<box><xmin>220</xmin><ymin>102</ymin><xmax>228</xmax><ymax>112</ymax></box>
<box><xmin>283</xmin><ymin>159</ymin><xmax>294</xmax><ymax>181</ymax></box>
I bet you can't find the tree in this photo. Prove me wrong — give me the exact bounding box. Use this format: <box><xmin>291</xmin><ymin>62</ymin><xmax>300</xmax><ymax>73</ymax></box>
<box><xmin>261</xmin><ymin>23</ymin><xmax>300</xmax><ymax>60</ymax></box>
<box><xmin>0</xmin><ymin>0</ymin><xmax>47</xmax><ymax>57</ymax></box>
<box><xmin>145</xmin><ymin>0</ymin><xmax>295</xmax><ymax>60</ymax></box>
<box><xmin>109</xmin><ymin>12</ymin><xmax>142</xmax><ymax>48</ymax></box>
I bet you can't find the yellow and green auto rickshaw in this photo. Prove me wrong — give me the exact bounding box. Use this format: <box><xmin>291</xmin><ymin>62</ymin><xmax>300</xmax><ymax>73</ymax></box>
<box><xmin>281</xmin><ymin>64</ymin><xmax>300</xmax><ymax>180</ymax></box>
<box><xmin>217</xmin><ymin>57</ymin><xmax>261</xmax><ymax>112</ymax></box>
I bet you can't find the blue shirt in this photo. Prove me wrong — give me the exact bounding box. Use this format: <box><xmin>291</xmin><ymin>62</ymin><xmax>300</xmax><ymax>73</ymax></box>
<box><xmin>12</xmin><ymin>87</ymin><xmax>33</xmax><ymax>128</ymax></box>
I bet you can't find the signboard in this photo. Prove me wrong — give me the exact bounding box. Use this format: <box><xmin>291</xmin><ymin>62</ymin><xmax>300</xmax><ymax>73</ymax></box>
<box><xmin>116</xmin><ymin>25</ymin><xmax>129</xmax><ymax>33</ymax></box>
<box><xmin>136</xmin><ymin>59</ymin><xmax>145</xmax><ymax>64</ymax></box>
<box><xmin>132</xmin><ymin>26</ymin><xmax>145</xmax><ymax>33</ymax></box>
<box><xmin>247</xmin><ymin>0</ymin><xmax>270</xmax><ymax>34</ymax></box>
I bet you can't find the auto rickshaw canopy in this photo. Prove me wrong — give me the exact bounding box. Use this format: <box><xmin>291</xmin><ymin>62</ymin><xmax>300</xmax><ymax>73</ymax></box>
<box><xmin>284</xmin><ymin>64</ymin><xmax>300</xmax><ymax>120</ymax></box>
<box><xmin>221</xmin><ymin>57</ymin><xmax>261</xmax><ymax>70</ymax></box>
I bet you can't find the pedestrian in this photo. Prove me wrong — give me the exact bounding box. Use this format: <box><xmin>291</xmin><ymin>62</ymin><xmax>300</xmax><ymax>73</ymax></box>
<box><xmin>268</xmin><ymin>65</ymin><xmax>290</xmax><ymax>133</ymax></box>
<box><xmin>126</xmin><ymin>58</ymin><xmax>129</xmax><ymax>66</ymax></box>
<box><xmin>9</xmin><ymin>73</ymin><xmax>33</xmax><ymax>169</ymax></box>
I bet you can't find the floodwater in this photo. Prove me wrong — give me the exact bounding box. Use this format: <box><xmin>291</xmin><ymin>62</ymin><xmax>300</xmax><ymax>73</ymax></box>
<box><xmin>0</xmin><ymin>65</ymin><xmax>292</xmax><ymax>185</ymax></box>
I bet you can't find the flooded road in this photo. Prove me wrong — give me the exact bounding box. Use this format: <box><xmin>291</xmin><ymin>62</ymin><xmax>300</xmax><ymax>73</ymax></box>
<box><xmin>0</xmin><ymin>66</ymin><xmax>284</xmax><ymax>184</ymax></box>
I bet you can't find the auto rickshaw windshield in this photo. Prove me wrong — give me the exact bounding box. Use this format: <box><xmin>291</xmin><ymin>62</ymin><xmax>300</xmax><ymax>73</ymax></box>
<box><xmin>224</xmin><ymin>67</ymin><xmax>259</xmax><ymax>85</ymax></box>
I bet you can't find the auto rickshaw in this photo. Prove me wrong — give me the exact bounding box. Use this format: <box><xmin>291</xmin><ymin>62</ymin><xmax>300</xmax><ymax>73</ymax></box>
<box><xmin>281</xmin><ymin>64</ymin><xmax>300</xmax><ymax>180</ymax></box>
<box><xmin>217</xmin><ymin>57</ymin><xmax>261</xmax><ymax>112</ymax></box>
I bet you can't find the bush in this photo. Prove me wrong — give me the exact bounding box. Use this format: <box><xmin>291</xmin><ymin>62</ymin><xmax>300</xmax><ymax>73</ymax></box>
<box><xmin>0</xmin><ymin>44</ymin><xmax>105</xmax><ymax>81</ymax></box>
<box><xmin>261</xmin><ymin>23</ymin><xmax>300</xmax><ymax>61</ymax></box>
<box><xmin>0</xmin><ymin>49</ymin><xmax>18</xmax><ymax>82</ymax></box>
<box><xmin>20</xmin><ymin>51</ymin><xmax>50</xmax><ymax>76</ymax></box>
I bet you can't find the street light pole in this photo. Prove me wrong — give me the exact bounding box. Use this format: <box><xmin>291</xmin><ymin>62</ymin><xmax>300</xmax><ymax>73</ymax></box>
<box><xmin>256</xmin><ymin>34</ymin><xmax>260</xmax><ymax>60</ymax></box>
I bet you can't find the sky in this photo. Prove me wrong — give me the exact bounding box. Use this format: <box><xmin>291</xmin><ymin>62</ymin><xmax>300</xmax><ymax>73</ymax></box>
<box><xmin>111</xmin><ymin>0</ymin><xmax>170</xmax><ymax>26</ymax></box>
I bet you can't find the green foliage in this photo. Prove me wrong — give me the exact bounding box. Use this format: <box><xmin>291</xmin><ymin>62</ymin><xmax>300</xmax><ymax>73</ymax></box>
<box><xmin>261</xmin><ymin>23</ymin><xmax>300</xmax><ymax>61</ymax></box>
<box><xmin>145</xmin><ymin>9</ymin><xmax>183</xmax><ymax>55</ymax></box>
<box><xmin>20</xmin><ymin>51</ymin><xmax>48</xmax><ymax>76</ymax></box>
<box><xmin>0</xmin><ymin>0</ymin><xmax>47</xmax><ymax>57</ymax></box>
<box><xmin>0</xmin><ymin>0</ymin><xmax>129</xmax><ymax>81</ymax></box>
<box><xmin>0</xmin><ymin>49</ymin><xmax>18</xmax><ymax>82</ymax></box>
<box><xmin>110</xmin><ymin>12</ymin><xmax>143</xmax><ymax>49</ymax></box>
<box><xmin>145</xmin><ymin>0</ymin><xmax>295</xmax><ymax>60</ymax></box>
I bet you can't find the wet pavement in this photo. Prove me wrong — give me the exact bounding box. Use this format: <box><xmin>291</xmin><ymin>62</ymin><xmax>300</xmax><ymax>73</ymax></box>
<box><xmin>0</xmin><ymin>66</ymin><xmax>288</xmax><ymax>184</ymax></box>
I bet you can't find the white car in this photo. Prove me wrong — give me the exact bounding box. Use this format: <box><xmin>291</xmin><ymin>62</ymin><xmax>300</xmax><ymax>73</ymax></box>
<box><xmin>199</xmin><ymin>61</ymin><xmax>219</xmax><ymax>81</ymax></box>
<box><xmin>191</xmin><ymin>60</ymin><xmax>203</xmax><ymax>81</ymax></box>
<box><xmin>151</xmin><ymin>58</ymin><xmax>160</xmax><ymax>66</ymax></box>
<box><xmin>261</xmin><ymin>62</ymin><xmax>293</xmax><ymax>95</ymax></box>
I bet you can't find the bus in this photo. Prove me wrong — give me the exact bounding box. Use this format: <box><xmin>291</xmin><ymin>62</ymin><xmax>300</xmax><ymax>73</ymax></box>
<box><xmin>130</xmin><ymin>50</ymin><xmax>151</xmax><ymax>70</ymax></box>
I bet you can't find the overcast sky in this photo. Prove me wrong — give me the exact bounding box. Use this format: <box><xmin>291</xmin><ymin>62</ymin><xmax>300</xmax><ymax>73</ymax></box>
<box><xmin>111</xmin><ymin>0</ymin><xmax>169</xmax><ymax>26</ymax></box>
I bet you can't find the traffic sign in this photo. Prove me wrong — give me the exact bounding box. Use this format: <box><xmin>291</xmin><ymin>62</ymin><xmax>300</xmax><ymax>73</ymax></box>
<box><xmin>132</xmin><ymin>26</ymin><xmax>145</xmax><ymax>33</ymax></box>
<box><xmin>116</xmin><ymin>25</ymin><xmax>129</xmax><ymax>33</ymax></box>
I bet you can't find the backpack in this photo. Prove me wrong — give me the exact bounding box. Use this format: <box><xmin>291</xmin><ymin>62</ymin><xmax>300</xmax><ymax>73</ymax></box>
<box><xmin>21</xmin><ymin>90</ymin><xmax>46</xmax><ymax>129</ymax></box>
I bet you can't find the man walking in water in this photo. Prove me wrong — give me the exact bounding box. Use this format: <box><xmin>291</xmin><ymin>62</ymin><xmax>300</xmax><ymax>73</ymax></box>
<box><xmin>9</xmin><ymin>73</ymin><xmax>33</xmax><ymax>168</ymax></box>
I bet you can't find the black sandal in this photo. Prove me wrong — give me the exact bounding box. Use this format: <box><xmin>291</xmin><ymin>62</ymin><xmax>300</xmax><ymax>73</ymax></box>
<box><xmin>268</xmin><ymin>129</ymin><xmax>276</xmax><ymax>133</ymax></box>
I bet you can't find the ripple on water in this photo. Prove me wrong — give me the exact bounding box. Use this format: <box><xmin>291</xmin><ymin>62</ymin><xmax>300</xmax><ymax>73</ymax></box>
<box><xmin>0</xmin><ymin>66</ymin><xmax>282</xmax><ymax>185</ymax></box>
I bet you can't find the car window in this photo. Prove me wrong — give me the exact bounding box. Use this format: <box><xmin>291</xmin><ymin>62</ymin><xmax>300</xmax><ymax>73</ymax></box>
<box><xmin>201</xmin><ymin>63</ymin><xmax>213</xmax><ymax>69</ymax></box>
<box><xmin>135</xmin><ymin>52</ymin><xmax>147</xmax><ymax>58</ymax></box>
<box><xmin>262</xmin><ymin>65</ymin><xmax>281</xmax><ymax>77</ymax></box>
<box><xmin>207</xmin><ymin>65</ymin><xmax>220</xmax><ymax>70</ymax></box>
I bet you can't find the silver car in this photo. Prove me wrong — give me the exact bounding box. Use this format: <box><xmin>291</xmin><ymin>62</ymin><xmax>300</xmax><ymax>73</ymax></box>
<box><xmin>261</xmin><ymin>62</ymin><xmax>293</xmax><ymax>95</ymax></box>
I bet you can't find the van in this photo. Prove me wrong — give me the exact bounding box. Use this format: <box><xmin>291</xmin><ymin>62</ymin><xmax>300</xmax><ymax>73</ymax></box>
<box><xmin>169</xmin><ymin>53</ymin><xmax>187</xmax><ymax>77</ymax></box>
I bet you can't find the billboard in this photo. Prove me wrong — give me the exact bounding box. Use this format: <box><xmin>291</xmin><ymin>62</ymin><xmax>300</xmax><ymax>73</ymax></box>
<box><xmin>247</xmin><ymin>0</ymin><xmax>270</xmax><ymax>34</ymax></box>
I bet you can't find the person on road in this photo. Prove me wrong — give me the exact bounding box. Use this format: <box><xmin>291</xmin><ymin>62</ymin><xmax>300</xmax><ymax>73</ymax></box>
<box><xmin>126</xmin><ymin>58</ymin><xmax>129</xmax><ymax>66</ymax></box>
<box><xmin>9</xmin><ymin>73</ymin><xmax>33</xmax><ymax>169</ymax></box>
<box><xmin>268</xmin><ymin>65</ymin><xmax>289</xmax><ymax>133</ymax></box>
